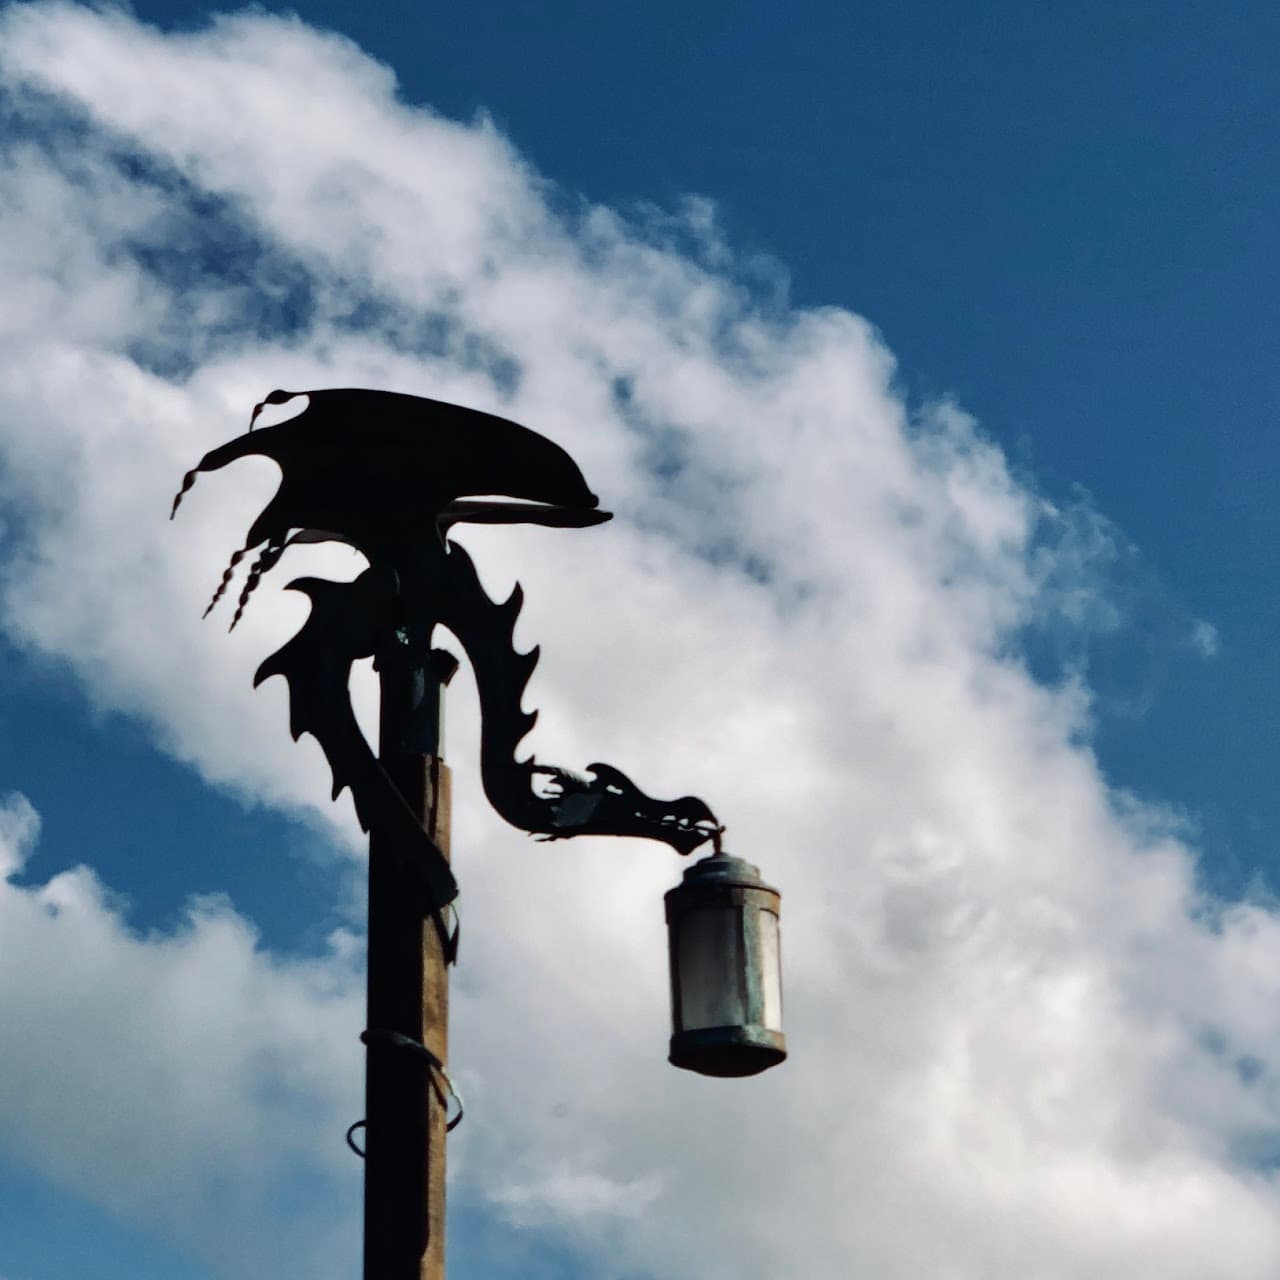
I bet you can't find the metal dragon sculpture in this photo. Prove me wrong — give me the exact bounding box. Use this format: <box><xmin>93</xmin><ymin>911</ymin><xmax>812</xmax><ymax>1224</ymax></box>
<box><xmin>172</xmin><ymin>388</ymin><xmax>721</xmax><ymax>923</ymax></box>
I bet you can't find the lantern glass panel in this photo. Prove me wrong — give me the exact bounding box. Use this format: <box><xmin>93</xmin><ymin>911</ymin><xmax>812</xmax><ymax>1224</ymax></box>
<box><xmin>676</xmin><ymin>905</ymin><xmax>747</xmax><ymax>1030</ymax></box>
<box><xmin>758</xmin><ymin>908</ymin><xmax>782</xmax><ymax>1031</ymax></box>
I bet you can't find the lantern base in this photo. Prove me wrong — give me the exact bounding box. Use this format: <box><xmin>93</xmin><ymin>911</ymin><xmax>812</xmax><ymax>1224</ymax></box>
<box><xmin>669</xmin><ymin>1026</ymin><xmax>787</xmax><ymax>1078</ymax></box>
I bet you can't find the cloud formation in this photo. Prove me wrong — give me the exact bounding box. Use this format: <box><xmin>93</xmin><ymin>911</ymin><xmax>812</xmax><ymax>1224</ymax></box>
<box><xmin>1</xmin><ymin>5</ymin><xmax>1279</xmax><ymax>1278</ymax></box>
<box><xmin>0</xmin><ymin>791</ymin><xmax>364</xmax><ymax>1275</ymax></box>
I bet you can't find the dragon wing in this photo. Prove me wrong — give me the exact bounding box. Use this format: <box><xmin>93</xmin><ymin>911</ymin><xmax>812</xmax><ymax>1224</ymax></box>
<box><xmin>253</xmin><ymin>568</ymin><xmax>458</xmax><ymax>912</ymax></box>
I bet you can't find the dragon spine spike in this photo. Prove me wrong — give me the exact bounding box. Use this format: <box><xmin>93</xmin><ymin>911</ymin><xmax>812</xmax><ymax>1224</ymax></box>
<box><xmin>249</xmin><ymin>388</ymin><xmax>300</xmax><ymax>430</ymax></box>
<box><xmin>253</xmin><ymin>650</ymin><xmax>282</xmax><ymax>687</ymax></box>
<box><xmin>170</xmin><ymin>468</ymin><xmax>198</xmax><ymax>519</ymax></box>
<box><xmin>203</xmin><ymin>546</ymin><xmax>248</xmax><ymax>618</ymax></box>
<box><xmin>229</xmin><ymin>541</ymin><xmax>282</xmax><ymax>631</ymax></box>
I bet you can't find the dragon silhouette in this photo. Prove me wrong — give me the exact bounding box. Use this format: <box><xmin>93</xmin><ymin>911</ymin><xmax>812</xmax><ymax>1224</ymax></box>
<box><xmin>173</xmin><ymin>388</ymin><xmax>721</xmax><ymax>920</ymax></box>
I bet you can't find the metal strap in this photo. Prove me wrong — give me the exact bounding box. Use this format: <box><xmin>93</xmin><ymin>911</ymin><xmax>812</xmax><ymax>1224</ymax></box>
<box><xmin>359</xmin><ymin>1028</ymin><xmax>464</xmax><ymax>1131</ymax></box>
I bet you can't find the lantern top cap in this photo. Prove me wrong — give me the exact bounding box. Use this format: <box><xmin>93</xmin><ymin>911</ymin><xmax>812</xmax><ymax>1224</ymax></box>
<box><xmin>681</xmin><ymin>852</ymin><xmax>760</xmax><ymax>882</ymax></box>
<box><xmin>671</xmin><ymin>852</ymin><xmax>779</xmax><ymax>897</ymax></box>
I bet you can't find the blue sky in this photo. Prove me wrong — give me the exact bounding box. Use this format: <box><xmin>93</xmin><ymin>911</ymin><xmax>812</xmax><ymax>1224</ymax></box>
<box><xmin>2</xmin><ymin>3</ymin><xmax>1280</xmax><ymax>1278</ymax></box>
<box><xmin>112</xmin><ymin>0</ymin><xmax>1280</xmax><ymax>893</ymax></box>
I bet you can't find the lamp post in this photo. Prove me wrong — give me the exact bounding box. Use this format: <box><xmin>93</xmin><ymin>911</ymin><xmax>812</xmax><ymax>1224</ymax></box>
<box><xmin>362</xmin><ymin>643</ymin><xmax>457</xmax><ymax>1279</ymax></box>
<box><xmin>173</xmin><ymin>387</ymin><xmax>786</xmax><ymax>1278</ymax></box>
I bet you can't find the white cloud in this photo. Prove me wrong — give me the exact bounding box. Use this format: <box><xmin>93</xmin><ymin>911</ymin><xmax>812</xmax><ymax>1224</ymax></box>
<box><xmin>1191</xmin><ymin>617</ymin><xmax>1221</xmax><ymax>658</ymax></box>
<box><xmin>491</xmin><ymin>1163</ymin><xmax>663</xmax><ymax>1227</ymax></box>
<box><xmin>0</xmin><ymin>792</ymin><xmax>364</xmax><ymax>1277</ymax></box>
<box><xmin>0</xmin><ymin>5</ymin><xmax>1278</xmax><ymax>1279</ymax></box>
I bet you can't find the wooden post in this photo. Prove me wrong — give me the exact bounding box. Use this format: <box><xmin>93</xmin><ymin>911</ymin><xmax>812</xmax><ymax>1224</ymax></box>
<box><xmin>364</xmin><ymin>646</ymin><xmax>453</xmax><ymax>1280</ymax></box>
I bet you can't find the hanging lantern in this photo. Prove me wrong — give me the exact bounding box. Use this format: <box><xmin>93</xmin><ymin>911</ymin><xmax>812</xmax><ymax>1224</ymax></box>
<box><xmin>665</xmin><ymin>852</ymin><xmax>786</xmax><ymax>1077</ymax></box>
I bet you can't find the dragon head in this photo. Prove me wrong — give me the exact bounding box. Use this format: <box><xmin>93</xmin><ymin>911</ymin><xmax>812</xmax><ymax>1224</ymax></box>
<box><xmin>172</xmin><ymin>387</ymin><xmax>609</xmax><ymax>624</ymax></box>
